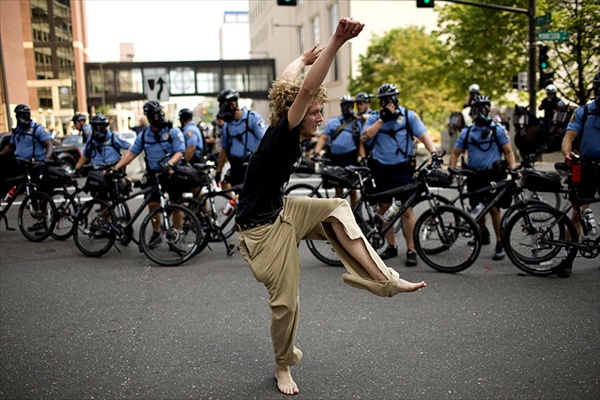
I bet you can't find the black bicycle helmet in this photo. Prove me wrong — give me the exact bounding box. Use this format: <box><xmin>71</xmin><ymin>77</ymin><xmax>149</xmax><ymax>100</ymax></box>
<box><xmin>143</xmin><ymin>100</ymin><xmax>163</xmax><ymax>116</ymax></box>
<box><xmin>340</xmin><ymin>95</ymin><xmax>355</xmax><ymax>105</ymax></box>
<box><xmin>355</xmin><ymin>92</ymin><xmax>373</xmax><ymax>102</ymax></box>
<box><xmin>217</xmin><ymin>89</ymin><xmax>239</xmax><ymax>104</ymax></box>
<box><xmin>377</xmin><ymin>83</ymin><xmax>399</xmax><ymax>99</ymax></box>
<box><xmin>15</xmin><ymin>104</ymin><xmax>31</xmax><ymax>115</ymax></box>
<box><xmin>178</xmin><ymin>108</ymin><xmax>193</xmax><ymax>120</ymax></box>
<box><xmin>471</xmin><ymin>94</ymin><xmax>491</xmax><ymax>107</ymax></box>
<box><xmin>90</xmin><ymin>114</ymin><xmax>110</xmax><ymax>126</ymax></box>
<box><xmin>72</xmin><ymin>113</ymin><xmax>87</xmax><ymax>123</ymax></box>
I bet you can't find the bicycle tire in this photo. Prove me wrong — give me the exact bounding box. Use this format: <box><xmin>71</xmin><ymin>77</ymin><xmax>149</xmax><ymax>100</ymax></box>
<box><xmin>17</xmin><ymin>192</ymin><xmax>57</xmax><ymax>242</ymax></box>
<box><xmin>207</xmin><ymin>192</ymin><xmax>237</xmax><ymax>240</ymax></box>
<box><xmin>396</xmin><ymin>194</ymin><xmax>452</xmax><ymax>235</ymax></box>
<box><xmin>414</xmin><ymin>205</ymin><xmax>481</xmax><ymax>273</ymax></box>
<box><xmin>175</xmin><ymin>197</ymin><xmax>211</xmax><ymax>254</ymax></box>
<box><xmin>50</xmin><ymin>189</ymin><xmax>77</xmax><ymax>241</ymax></box>
<box><xmin>503</xmin><ymin>204</ymin><xmax>577</xmax><ymax>276</ymax></box>
<box><xmin>139</xmin><ymin>204</ymin><xmax>201</xmax><ymax>266</ymax></box>
<box><xmin>72</xmin><ymin>199</ymin><xmax>116</xmax><ymax>257</ymax></box>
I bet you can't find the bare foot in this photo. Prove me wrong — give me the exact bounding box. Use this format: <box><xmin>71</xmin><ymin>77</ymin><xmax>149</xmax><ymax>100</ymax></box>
<box><xmin>397</xmin><ymin>278</ymin><xmax>426</xmax><ymax>292</ymax></box>
<box><xmin>275</xmin><ymin>365</ymin><xmax>299</xmax><ymax>395</ymax></box>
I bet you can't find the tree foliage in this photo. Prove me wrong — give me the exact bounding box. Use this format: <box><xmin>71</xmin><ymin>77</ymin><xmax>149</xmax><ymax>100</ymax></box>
<box><xmin>348</xmin><ymin>26</ymin><xmax>456</xmax><ymax>127</ymax></box>
<box><xmin>437</xmin><ymin>0</ymin><xmax>600</xmax><ymax>106</ymax></box>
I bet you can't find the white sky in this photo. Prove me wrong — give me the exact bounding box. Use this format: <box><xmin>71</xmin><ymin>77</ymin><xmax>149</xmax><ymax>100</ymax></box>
<box><xmin>85</xmin><ymin>0</ymin><xmax>249</xmax><ymax>62</ymax></box>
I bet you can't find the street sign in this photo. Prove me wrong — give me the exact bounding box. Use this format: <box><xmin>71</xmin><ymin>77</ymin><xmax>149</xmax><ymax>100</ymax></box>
<box><xmin>517</xmin><ymin>72</ymin><xmax>528</xmax><ymax>91</ymax></box>
<box><xmin>537</xmin><ymin>31</ymin><xmax>569</xmax><ymax>42</ymax></box>
<box><xmin>144</xmin><ymin>75</ymin><xmax>169</xmax><ymax>102</ymax></box>
<box><xmin>535</xmin><ymin>13</ymin><xmax>551</xmax><ymax>26</ymax></box>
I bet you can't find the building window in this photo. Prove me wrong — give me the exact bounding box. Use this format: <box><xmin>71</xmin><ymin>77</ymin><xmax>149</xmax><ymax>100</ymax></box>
<box><xmin>329</xmin><ymin>3</ymin><xmax>339</xmax><ymax>81</ymax></box>
<box><xmin>311</xmin><ymin>16</ymin><xmax>320</xmax><ymax>46</ymax></box>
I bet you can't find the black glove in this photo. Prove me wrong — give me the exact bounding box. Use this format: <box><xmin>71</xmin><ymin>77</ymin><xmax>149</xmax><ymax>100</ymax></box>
<box><xmin>380</xmin><ymin>108</ymin><xmax>401</xmax><ymax>122</ymax></box>
<box><xmin>215</xmin><ymin>170</ymin><xmax>221</xmax><ymax>186</ymax></box>
<box><xmin>431</xmin><ymin>152</ymin><xmax>443</xmax><ymax>165</ymax></box>
<box><xmin>73</xmin><ymin>169</ymin><xmax>82</xmax><ymax>178</ymax></box>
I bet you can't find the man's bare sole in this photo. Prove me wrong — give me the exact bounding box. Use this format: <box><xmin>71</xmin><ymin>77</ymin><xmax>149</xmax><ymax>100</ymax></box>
<box><xmin>274</xmin><ymin>366</ymin><xmax>299</xmax><ymax>395</ymax></box>
<box><xmin>398</xmin><ymin>279</ymin><xmax>426</xmax><ymax>292</ymax></box>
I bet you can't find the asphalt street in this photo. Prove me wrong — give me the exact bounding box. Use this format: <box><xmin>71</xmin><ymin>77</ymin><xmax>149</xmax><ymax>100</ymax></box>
<box><xmin>1</xmin><ymin>171</ymin><xmax>599</xmax><ymax>400</ymax></box>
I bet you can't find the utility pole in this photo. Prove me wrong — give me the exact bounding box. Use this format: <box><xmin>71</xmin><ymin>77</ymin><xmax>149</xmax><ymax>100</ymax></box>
<box><xmin>435</xmin><ymin>0</ymin><xmax>537</xmax><ymax>111</ymax></box>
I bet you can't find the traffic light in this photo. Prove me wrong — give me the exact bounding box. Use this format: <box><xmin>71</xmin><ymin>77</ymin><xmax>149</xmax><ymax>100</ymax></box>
<box><xmin>540</xmin><ymin>71</ymin><xmax>555</xmax><ymax>90</ymax></box>
<box><xmin>277</xmin><ymin>0</ymin><xmax>297</xmax><ymax>6</ymax></box>
<box><xmin>538</xmin><ymin>45</ymin><xmax>549</xmax><ymax>71</ymax></box>
<box><xmin>417</xmin><ymin>0</ymin><xmax>435</xmax><ymax>8</ymax></box>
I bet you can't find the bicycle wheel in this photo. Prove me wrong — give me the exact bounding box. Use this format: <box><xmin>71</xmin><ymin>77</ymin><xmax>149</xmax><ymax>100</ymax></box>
<box><xmin>503</xmin><ymin>204</ymin><xmax>577</xmax><ymax>276</ymax></box>
<box><xmin>176</xmin><ymin>197</ymin><xmax>211</xmax><ymax>254</ymax></box>
<box><xmin>50</xmin><ymin>189</ymin><xmax>77</xmax><ymax>240</ymax></box>
<box><xmin>17</xmin><ymin>192</ymin><xmax>57</xmax><ymax>242</ymax></box>
<box><xmin>306</xmin><ymin>239</ymin><xmax>343</xmax><ymax>266</ymax></box>
<box><xmin>139</xmin><ymin>204</ymin><xmax>201</xmax><ymax>266</ymax></box>
<box><xmin>397</xmin><ymin>194</ymin><xmax>452</xmax><ymax>234</ymax></box>
<box><xmin>72</xmin><ymin>199</ymin><xmax>116</xmax><ymax>257</ymax></box>
<box><xmin>414</xmin><ymin>205</ymin><xmax>481</xmax><ymax>273</ymax></box>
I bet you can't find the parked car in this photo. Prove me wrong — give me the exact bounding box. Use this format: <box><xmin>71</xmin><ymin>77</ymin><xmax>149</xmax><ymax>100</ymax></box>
<box><xmin>60</xmin><ymin>134</ymin><xmax>86</xmax><ymax>153</ymax></box>
<box><xmin>117</xmin><ymin>131</ymin><xmax>137</xmax><ymax>146</ymax></box>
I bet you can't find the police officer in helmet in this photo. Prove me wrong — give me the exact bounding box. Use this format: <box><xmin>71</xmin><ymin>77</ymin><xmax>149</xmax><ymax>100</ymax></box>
<box><xmin>215</xmin><ymin>89</ymin><xmax>267</xmax><ymax>190</ymax></box>
<box><xmin>75</xmin><ymin>114</ymin><xmax>131</xmax><ymax>173</ymax></box>
<box><xmin>178</xmin><ymin>108</ymin><xmax>204</xmax><ymax>164</ymax></box>
<box><xmin>112</xmin><ymin>101</ymin><xmax>186</xmax><ymax>248</ymax></box>
<box><xmin>72</xmin><ymin>112</ymin><xmax>92</xmax><ymax>143</ymax></box>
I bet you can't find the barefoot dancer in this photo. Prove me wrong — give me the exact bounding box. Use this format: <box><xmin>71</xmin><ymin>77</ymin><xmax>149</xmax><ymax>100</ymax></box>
<box><xmin>235</xmin><ymin>18</ymin><xmax>426</xmax><ymax>395</ymax></box>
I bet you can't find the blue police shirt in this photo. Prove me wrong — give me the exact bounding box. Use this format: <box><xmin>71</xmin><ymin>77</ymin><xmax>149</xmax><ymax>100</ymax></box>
<box><xmin>182</xmin><ymin>121</ymin><xmax>203</xmax><ymax>157</ymax></box>
<box><xmin>80</xmin><ymin>124</ymin><xmax>92</xmax><ymax>143</ymax></box>
<box><xmin>323</xmin><ymin>116</ymin><xmax>362</xmax><ymax>155</ymax></box>
<box><xmin>454</xmin><ymin>122</ymin><xmax>510</xmax><ymax>170</ymax></box>
<box><xmin>10</xmin><ymin>121</ymin><xmax>52</xmax><ymax>161</ymax></box>
<box><xmin>221</xmin><ymin>109</ymin><xmax>267</xmax><ymax>159</ymax></box>
<box><xmin>364</xmin><ymin>107</ymin><xmax>427</xmax><ymax>165</ymax></box>
<box><xmin>566</xmin><ymin>99</ymin><xmax>600</xmax><ymax>161</ymax></box>
<box><xmin>130</xmin><ymin>126</ymin><xmax>186</xmax><ymax>171</ymax></box>
<box><xmin>83</xmin><ymin>131</ymin><xmax>131</xmax><ymax>168</ymax></box>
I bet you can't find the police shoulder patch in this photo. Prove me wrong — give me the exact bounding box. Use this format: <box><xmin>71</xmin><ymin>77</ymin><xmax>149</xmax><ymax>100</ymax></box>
<box><xmin>186</xmin><ymin>131</ymin><xmax>194</xmax><ymax>137</ymax></box>
<box><xmin>177</xmin><ymin>131</ymin><xmax>184</xmax><ymax>142</ymax></box>
<box><xmin>118</xmin><ymin>134</ymin><xmax>126</xmax><ymax>141</ymax></box>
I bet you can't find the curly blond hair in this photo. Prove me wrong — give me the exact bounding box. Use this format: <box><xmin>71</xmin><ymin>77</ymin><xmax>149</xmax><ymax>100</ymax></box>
<box><xmin>268</xmin><ymin>77</ymin><xmax>329</xmax><ymax>127</ymax></box>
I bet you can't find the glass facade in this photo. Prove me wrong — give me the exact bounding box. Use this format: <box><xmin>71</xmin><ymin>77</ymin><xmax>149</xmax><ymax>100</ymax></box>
<box><xmin>30</xmin><ymin>0</ymin><xmax>77</xmax><ymax>110</ymax></box>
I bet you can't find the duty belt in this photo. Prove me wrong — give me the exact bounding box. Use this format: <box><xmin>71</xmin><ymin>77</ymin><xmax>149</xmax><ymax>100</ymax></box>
<box><xmin>236</xmin><ymin>215</ymin><xmax>279</xmax><ymax>232</ymax></box>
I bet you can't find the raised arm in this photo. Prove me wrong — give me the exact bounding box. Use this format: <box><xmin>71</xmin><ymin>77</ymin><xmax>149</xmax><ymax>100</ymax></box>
<box><xmin>287</xmin><ymin>18</ymin><xmax>364</xmax><ymax>130</ymax></box>
<box><xmin>281</xmin><ymin>44</ymin><xmax>324</xmax><ymax>81</ymax></box>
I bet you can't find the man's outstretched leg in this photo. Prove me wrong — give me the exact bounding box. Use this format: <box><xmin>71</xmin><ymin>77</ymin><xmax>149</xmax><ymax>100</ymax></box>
<box><xmin>328</xmin><ymin>219</ymin><xmax>426</xmax><ymax>293</ymax></box>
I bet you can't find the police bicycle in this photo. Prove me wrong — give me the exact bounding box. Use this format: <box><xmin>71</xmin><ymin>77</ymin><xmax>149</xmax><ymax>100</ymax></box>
<box><xmin>174</xmin><ymin>161</ymin><xmax>242</xmax><ymax>256</ymax></box>
<box><xmin>502</xmin><ymin>158</ymin><xmax>599</xmax><ymax>277</ymax></box>
<box><xmin>0</xmin><ymin>157</ymin><xmax>57</xmax><ymax>242</ymax></box>
<box><xmin>72</xmin><ymin>157</ymin><xmax>202</xmax><ymax>266</ymax></box>
<box><xmin>298</xmin><ymin>155</ymin><xmax>482</xmax><ymax>273</ymax></box>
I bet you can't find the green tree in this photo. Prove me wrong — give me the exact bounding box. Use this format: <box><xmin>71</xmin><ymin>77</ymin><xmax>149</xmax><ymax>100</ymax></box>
<box><xmin>348</xmin><ymin>26</ymin><xmax>456</xmax><ymax>129</ymax></box>
<box><xmin>437</xmin><ymin>0</ymin><xmax>599</xmax><ymax>106</ymax></box>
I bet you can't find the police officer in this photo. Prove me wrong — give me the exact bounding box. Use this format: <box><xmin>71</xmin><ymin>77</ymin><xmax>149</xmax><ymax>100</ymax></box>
<box><xmin>354</xmin><ymin>92</ymin><xmax>374</xmax><ymax>123</ymax></box>
<box><xmin>112</xmin><ymin>101</ymin><xmax>185</xmax><ymax>248</ymax></box>
<box><xmin>74</xmin><ymin>114</ymin><xmax>130</xmax><ymax>172</ymax></box>
<box><xmin>72</xmin><ymin>113</ymin><xmax>92</xmax><ymax>143</ymax></box>
<box><xmin>539</xmin><ymin>84</ymin><xmax>566</xmax><ymax>137</ymax></box>
<box><xmin>560</xmin><ymin>70</ymin><xmax>600</xmax><ymax>277</ymax></box>
<box><xmin>360</xmin><ymin>83</ymin><xmax>438</xmax><ymax>266</ymax></box>
<box><xmin>463</xmin><ymin>84</ymin><xmax>480</xmax><ymax>109</ymax></box>
<box><xmin>449</xmin><ymin>95</ymin><xmax>517</xmax><ymax>261</ymax></box>
<box><xmin>178</xmin><ymin>108</ymin><xmax>203</xmax><ymax>164</ymax></box>
<box><xmin>315</xmin><ymin>95</ymin><xmax>364</xmax><ymax>205</ymax></box>
<box><xmin>215</xmin><ymin>89</ymin><xmax>267</xmax><ymax>189</ymax></box>
<box><xmin>0</xmin><ymin>104</ymin><xmax>54</xmax><ymax>233</ymax></box>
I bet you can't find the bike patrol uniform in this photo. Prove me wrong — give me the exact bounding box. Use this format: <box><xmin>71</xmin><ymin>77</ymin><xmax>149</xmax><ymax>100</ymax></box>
<box><xmin>83</xmin><ymin>131</ymin><xmax>131</xmax><ymax>168</ymax></box>
<box><xmin>221</xmin><ymin>108</ymin><xmax>267</xmax><ymax>181</ymax></box>
<box><xmin>11</xmin><ymin>120</ymin><xmax>52</xmax><ymax>161</ymax></box>
<box><xmin>72</xmin><ymin>113</ymin><xmax>92</xmax><ymax>143</ymax></box>
<box><xmin>364</xmin><ymin>106</ymin><xmax>427</xmax><ymax>202</ymax></box>
<box><xmin>321</xmin><ymin>96</ymin><xmax>363</xmax><ymax>166</ymax></box>
<box><xmin>182</xmin><ymin>120</ymin><xmax>204</xmax><ymax>162</ymax></box>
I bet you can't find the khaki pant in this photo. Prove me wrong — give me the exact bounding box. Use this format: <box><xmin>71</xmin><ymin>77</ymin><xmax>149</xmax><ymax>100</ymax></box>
<box><xmin>238</xmin><ymin>196</ymin><xmax>404</xmax><ymax>367</ymax></box>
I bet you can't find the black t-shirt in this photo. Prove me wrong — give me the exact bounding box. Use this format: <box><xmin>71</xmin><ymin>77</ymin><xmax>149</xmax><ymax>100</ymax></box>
<box><xmin>236</xmin><ymin>114</ymin><xmax>302</xmax><ymax>225</ymax></box>
<box><xmin>540</xmin><ymin>97</ymin><xmax>563</xmax><ymax>121</ymax></box>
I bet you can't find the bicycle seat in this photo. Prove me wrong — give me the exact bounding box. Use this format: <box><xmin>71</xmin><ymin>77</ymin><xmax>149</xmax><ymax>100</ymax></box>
<box><xmin>346</xmin><ymin>165</ymin><xmax>370</xmax><ymax>173</ymax></box>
